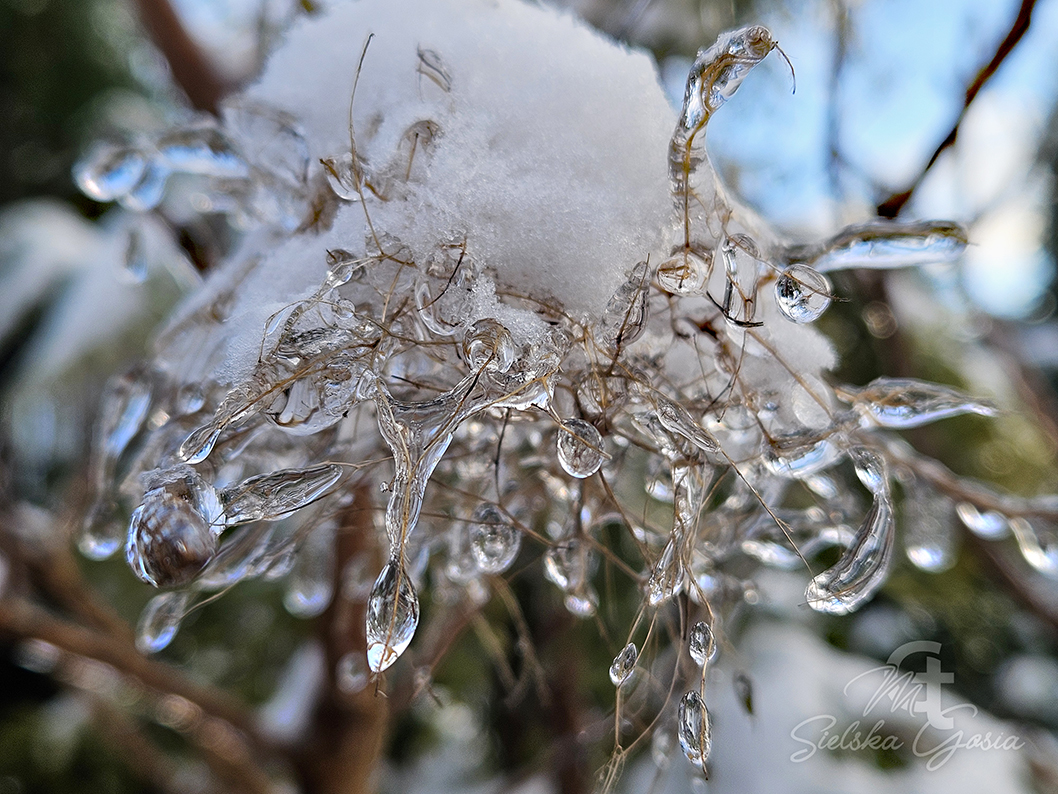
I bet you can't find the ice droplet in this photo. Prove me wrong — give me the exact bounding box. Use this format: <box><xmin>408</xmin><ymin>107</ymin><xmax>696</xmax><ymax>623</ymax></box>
<box><xmin>283</xmin><ymin>524</ymin><xmax>336</xmax><ymax>618</ymax></box>
<box><xmin>688</xmin><ymin>620</ymin><xmax>715</xmax><ymax>667</ymax></box>
<box><xmin>468</xmin><ymin>503</ymin><xmax>521</xmax><ymax>574</ymax></box>
<box><xmin>849</xmin><ymin>446</ymin><xmax>887</xmax><ymax>496</ymax></box>
<box><xmin>677</xmin><ymin>690</ymin><xmax>711</xmax><ymax>771</ymax></box>
<box><xmin>366</xmin><ymin>558</ymin><xmax>420</xmax><ymax>673</ymax></box>
<box><xmin>837</xmin><ymin>377</ymin><xmax>996</xmax><ymax>429</ymax></box>
<box><xmin>321</xmin><ymin>152</ymin><xmax>362</xmax><ymax>201</ymax></box>
<box><xmin>609</xmin><ymin>642</ymin><xmax>638</xmax><ymax>687</ymax></box>
<box><xmin>336</xmin><ymin>652</ymin><xmax>370</xmax><ymax>694</ymax></box>
<box><xmin>220</xmin><ymin>464</ymin><xmax>343</xmax><ymax>525</ymax></box>
<box><xmin>557</xmin><ymin>419</ymin><xmax>604</xmax><ymax>478</ymax></box>
<box><xmin>656</xmin><ymin>250</ymin><xmax>709</xmax><ymax>295</ymax></box>
<box><xmin>564</xmin><ymin>587</ymin><xmax>598</xmax><ymax>618</ymax></box>
<box><xmin>126</xmin><ymin>470</ymin><xmax>225</xmax><ymax>587</ymax></box>
<box><xmin>775</xmin><ymin>265</ymin><xmax>831</xmax><ymax>323</ymax></box>
<box><xmin>1010</xmin><ymin>518</ymin><xmax>1058</xmax><ymax>577</ymax></box>
<box><xmin>463</xmin><ymin>319</ymin><xmax>515</xmax><ymax>373</ymax></box>
<box><xmin>806</xmin><ymin>494</ymin><xmax>895</xmax><ymax>615</ymax></box>
<box><xmin>596</xmin><ymin>261</ymin><xmax>648</xmax><ymax>351</ymax></box>
<box><xmin>647</xmin><ymin>534</ymin><xmax>684</xmax><ymax>605</ymax></box>
<box><xmin>179</xmin><ymin>424</ymin><xmax>223</xmax><ymax>464</ymax></box>
<box><xmin>903</xmin><ymin>481</ymin><xmax>957</xmax><ymax>573</ymax></box>
<box><xmin>543</xmin><ymin>540</ymin><xmax>588</xmax><ymax>591</ymax></box>
<box><xmin>955</xmin><ymin>502</ymin><xmax>1009</xmax><ymax>539</ymax></box>
<box><xmin>74</xmin><ymin>142</ymin><xmax>147</xmax><ymax>202</ymax></box>
<box><xmin>79</xmin><ymin>500</ymin><xmax>124</xmax><ymax>560</ymax></box>
<box><xmin>136</xmin><ymin>590</ymin><xmax>191</xmax><ymax>654</ymax></box>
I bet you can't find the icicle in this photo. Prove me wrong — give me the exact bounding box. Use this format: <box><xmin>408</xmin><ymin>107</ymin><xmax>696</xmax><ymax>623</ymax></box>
<box><xmin>789</xmin><ymin>220</ymin><xmax>968</xmax><ymax>273</ymax></box>
<box><xmin>806</xmin><ymin>489</ymin><xmax>895</xmax><ymax>615</ymax></box>
<box><xmin>468</xmin><ymin>503</ymin><xmax>521</xmax><ymax>574</ymax></box>
<box><xmin>849</xmin><ymin>446</ymin><xmax>887</xmax><ymax>496</ymax></box>
<box><xmin>135</xmin><ymin>590</ymin><xmax>191</xmax><ymax>654</ymax></box>
<box><xmin>557</xmin><ymin>419</ymin><xmax>605</xmax><ymax>478</ymax></box>
<box><xmin>677</xmin><ymin>690</ymin><xmax>711</xmax><ymax>771</ymax></box>
<box><xmin>688</xmin><ymin>620</ymin><xmax>715</xmax><ymax>666</ymax></box>
<box><xmin>836</xmin><ymin>377</ymin><xmax>996</xmax><ymax>429</ymax></box>
<box><xmin>774</xmin><ymin>264</ymin><xmax>831</xmax><ymax>323</ymax></box>
<box><xmin>219</xmin><ymin>464</ymin><xmax>343</xmax><ymax>525</ymax></box>
<box><xmin>609</xmin><ymin>642</ymin><xmax>638</xmax><ymax>687</ymax></box>
<box><xmin>365</xmin><ymin>557</ymin><xmax>420</xmax><ymax>673</ymax></box>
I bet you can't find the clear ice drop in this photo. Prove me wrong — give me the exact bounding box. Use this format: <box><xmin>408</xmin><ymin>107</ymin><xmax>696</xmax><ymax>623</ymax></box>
<box><xmin>609</xmin><ymin>642</ymin><xmax>638</xmax><ymax>687</ymax></box>
<box><xmin>775</xmin><ymin>264</ymin><xmax>831</xmax><ymax>323</ymax></box>
<box><xmin>136</xmin><ymin>590</ymin><xmax>191</xmax><ymax>654</ymax></box>
<box><xmin>557</xmin><ymin>419</ymin><xmax>604</xmax><ymax>478</ymax></box>
<box><xmin>366</xmin><ymin>558</ymin><xmax>420</xmax><ymax>673</ymax></box>
<box><xmin>468</xmin><ymin>502</ymin><xmax>521</xmax><ymax>574</ymax></box>
<box><xmin>688</xmin><ymin>620</ymin><xmax>715</xmax><ymax>667</ymax></box>
<box><xmin>677</xmin><ymin>690</ymin><xmax>711</xmax><ymax>771</ymax></box>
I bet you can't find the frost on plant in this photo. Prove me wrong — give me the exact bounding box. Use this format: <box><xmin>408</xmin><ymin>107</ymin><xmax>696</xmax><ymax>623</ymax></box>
<box><xmin>74</xmin><ymin>0</ymin><xmax>1057</xmax><ymax>781</ymax></box>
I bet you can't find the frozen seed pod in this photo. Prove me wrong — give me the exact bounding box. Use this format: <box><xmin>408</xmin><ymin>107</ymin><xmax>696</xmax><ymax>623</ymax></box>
<box><xmin>775</xmin><ymin>264</ymin><xmax>831</xmax><ymax>323</ymax></box>
<box><xmin>557</xmin><ymin>419</ymin><xmax>604</xmax><ymax>478</ymax></box>
<box><xmin>609</xmin><ymin>642</ymin><xmax>638</xmax><ymax>687</ymax></box>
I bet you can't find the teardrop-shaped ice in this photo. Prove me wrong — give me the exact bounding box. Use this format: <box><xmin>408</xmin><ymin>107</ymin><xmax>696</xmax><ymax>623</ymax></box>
<box><xmin>336</xmin><ymin>652</ymin><xmax>370</xmax><ymax>694</ymax></box>
<box><xmin>220</xmin><ymin>464</ymin><xmax>343</xmax><ymax>525</ymax></box>
<box><xmin>903</xmin><ymin>481</ymin><xmax>957</xmax><ymax>573</ymax></box>
<box><xmin>78</xmin><ymin>500</ymin><xmax>124</xmax><ymax>560</ymax></box>
<box><xmin>609</xmin><ymin>642</ymin><xmax>638</xmax><ymax>687</ymax></box>
<box><xmin>677</xmin><ymin>690</ymin><xmax>711</xmax><ymax>771</ymax></box>
<box><xmin>543</xmin><ymin>540</ymin><xmax>588</xmax><ymax>591</ymax></box>
<box><xmin>179</xmin><ymin>423</ymin><xmax>223</xmax><ymax>464</ymax></box>
<box><xmin>775</xmin><ymin>265</ymin><xmax>832</xmax><ymax>323</ymax></box>
<box><xmin>805</xmin><ymin>494</ymin><xmax>895</xmax><ymax>615</ymax></box>
<box><xmin>647</xmin><ymin>534</ymin><xmax>684</xmax><ymax>606</ymax></box>
<box><xmin>955</xmin><ymin>502</ymin><xmax>1009</xmax><ymax>539</ymax></box>
<box><xmin>655</xmin><ymin>398</ymin><xmax>720</xmax><ymax>456</ymax></box>
<box><xmin>656</xmin><ymin>250</ymin><xmax>709</xmax><ymax>295</ymax></box>
<box><xmin>283</xmin><ymin>525</ymin><xmax>335</xmax><ymax>618</ymax></box>
<box><xmin>321</xmin><ymin>152</ymin><xmax>362</xmax><ymax>201</ymax></box>
<box><xmin>365</xmin><ymin>558</ymin><xmax>420</xmax><ymax>673</ymax></box>
<box><xmin>1010</xmin><ymin>518</ymin><xmax>1058</xmax><ymax>577</ymax></box>
<box><xmin>468</xmin><ymin>503</ymin><xmax>521</xmax><ymax>574</ymax></box>
<box><xmin>836</xmin><ymin>377</ymin><xmax>996</xmax><ymax>429</ymax></box>
<box><xmin>557</xmin><ymin>419</ymin><xmax>604</xmax><ymax>478</ymax></box>
<box><xmin>135</xmin><ymin>590</ymin><xmax>191</xmax><ymax>654</ymax></box>
<box><xmin>156</xmin><ymin>124</ymin><xmax>248</xmax><ymax>178</ymax></box>
<box><xmin>74</xmin><ymin>142</ymin><xmax>147</xmax><ymax>202</ymax></box>
<box><xmin>688</xmin><ymin>620</ymin><xmax>715</xmax><ymax>667</ymax></box>
<box><xmin>849</xmin><ymin>446</ymin><xmax>887</xmax><ymax>496</ymax></box>
<box><xmin>564</xmin><ymin>587</ymin><xmax>598</xmax><ymax>618</ymax></box>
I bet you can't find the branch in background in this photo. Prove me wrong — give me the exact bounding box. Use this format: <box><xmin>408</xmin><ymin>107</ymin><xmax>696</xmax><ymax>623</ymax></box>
<box><xmin>876</xmin><ymin>0</ymin><xmax>1037</xmax><ymax>218</ymax></box>
<box><xmin>134</xmin><ymin>0</ymin><xmax>231</xmax><ymax>113</ymax></box>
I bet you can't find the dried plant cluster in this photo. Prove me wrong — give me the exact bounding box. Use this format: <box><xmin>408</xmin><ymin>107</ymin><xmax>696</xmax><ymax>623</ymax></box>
<box><xmin>72</xmin><ymin>0</ymin><xmax>1058</xmax><ymax>782</ymax></box>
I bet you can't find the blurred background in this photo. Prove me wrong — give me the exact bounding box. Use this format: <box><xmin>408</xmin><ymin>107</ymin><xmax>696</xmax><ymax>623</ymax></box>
<box><xmin>2</xmin><ymin>0</ymin><xmax>1058</xmax><ymax>792</ymax></box>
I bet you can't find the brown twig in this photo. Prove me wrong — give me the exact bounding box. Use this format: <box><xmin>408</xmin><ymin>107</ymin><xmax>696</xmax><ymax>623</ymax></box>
<box><xmin>0</xmin><ymin>597</ymin><xmax>270</xmax><ymax>751</ymax></box>
<box><xmin>134</xmin><ymin>0</ymin><xmax>232</xmax><ymax>113</ymax></box>
<box><xmin>876</xmin><ymin>0</ymin><xmax>1038</xmax><ymax>218</ymax></box>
